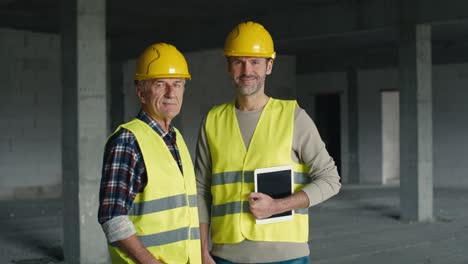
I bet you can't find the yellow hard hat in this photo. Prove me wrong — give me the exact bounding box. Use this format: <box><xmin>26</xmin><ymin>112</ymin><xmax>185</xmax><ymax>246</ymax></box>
<box><xmin>134</xmin><ymin>43</ymin><xmax>191</xmax><ymax>81</ymax></box>
<box><xmin>224</xmin><ymin>21</ymin><xmax>276</xmax><ymax>59</ymax></box>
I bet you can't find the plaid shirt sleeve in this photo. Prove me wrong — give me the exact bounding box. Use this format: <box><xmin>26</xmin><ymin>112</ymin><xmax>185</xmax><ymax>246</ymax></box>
<box><xmin>98</xmin><ymin>128</ymin><xmax>146</xmax><ymax>224</ymax></box>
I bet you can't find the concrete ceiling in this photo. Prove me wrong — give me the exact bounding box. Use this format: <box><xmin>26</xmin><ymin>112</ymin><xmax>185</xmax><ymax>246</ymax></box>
<box><xmin>2</xmin><ymin>0</ymin><xmax>468</xmax><ymax>70</ymax></box>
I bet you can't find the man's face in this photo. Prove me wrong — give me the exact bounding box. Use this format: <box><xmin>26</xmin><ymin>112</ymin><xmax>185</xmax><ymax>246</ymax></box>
<box><xmin>137</xmin><ymin>78</ymin><xmax>185</xmax><ymax>125</ymax></box>
<box><xmin>227</xmin><ymin>57</ymin><xmax>273</xmax><ymax>96</ymax></box>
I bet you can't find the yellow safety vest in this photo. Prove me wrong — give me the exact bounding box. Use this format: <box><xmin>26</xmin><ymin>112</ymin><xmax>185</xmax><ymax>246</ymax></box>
<box><xmin>107</xmin><ymin>119</ymin><xmax>201</xmax><ymax>264</ymax></box>
<box><xmin>205</xmin><ymin>98</ymin><xmax>310</xmax><ymax>244</ymax></box>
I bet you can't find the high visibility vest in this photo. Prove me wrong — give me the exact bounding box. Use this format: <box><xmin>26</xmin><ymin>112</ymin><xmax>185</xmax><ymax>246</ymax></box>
<box><xmin>107</xmin><ymin>119</ymin><xmax>201</xmax><ymax>264</ymax></box>
<box><xmin>205</xmin><ymin>99</ymin><xmax>310</xmax><ymax>244</ymax></box>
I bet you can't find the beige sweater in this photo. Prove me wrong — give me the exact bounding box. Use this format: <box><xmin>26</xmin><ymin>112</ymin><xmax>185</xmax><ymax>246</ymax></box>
<box><xmin>195</xmin><ymin>103</ymin><xmax>341</xmax><ymax>263</ymax></box>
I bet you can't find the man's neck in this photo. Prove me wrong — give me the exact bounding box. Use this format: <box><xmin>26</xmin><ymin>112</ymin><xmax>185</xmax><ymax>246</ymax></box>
<box><xmin>142</xmin><ymin>110</ymin><xmax>172</xmax><ymax>132</ymax></box>
<box><xmin>155</xmin><ymin>120</ymin><xmax>171</xmax><ymax>132</ymax></box>
<box><xmin>236</xmin><ymin>93</ymin><xmax>270</xmax><ymax>111</ymax></box>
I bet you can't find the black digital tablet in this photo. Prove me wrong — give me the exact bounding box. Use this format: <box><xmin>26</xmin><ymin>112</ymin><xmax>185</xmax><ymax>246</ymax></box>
<box><xmin>254</xmin><ymin>165</ymin><xmax>294</xmax><ymax>224</ymax></box>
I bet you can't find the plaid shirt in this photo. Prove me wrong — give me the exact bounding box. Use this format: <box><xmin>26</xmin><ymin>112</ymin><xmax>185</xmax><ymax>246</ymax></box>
<box><xmin>98</xmin><ymin>111</ymin><xmax>183</xmax><ymax>224</ymax></box>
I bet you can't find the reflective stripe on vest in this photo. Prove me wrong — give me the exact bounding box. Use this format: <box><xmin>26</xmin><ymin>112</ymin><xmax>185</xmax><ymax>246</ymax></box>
<box><xmin>107</xmin><ymin>119</ymin><xmax>201</xmax><ymax>264</ymax></box>
<box><xmin>206</xmin><ymin>99</ymin><xmax>310</xmax><ymax>244</ymax></box>
<box><xmin>129</xmin><ymin>194</ymin><xmax>198</xmax><ymax>216</ymax></box>
<box><xmin>110</xmin><ymin>227</ymin><xmax>201</xmax><ymax>248</ymax></box>
<box><xmin>211</xmin><ymin>171</ymin><xmax>310</xmax><ymax>216</ymax></box>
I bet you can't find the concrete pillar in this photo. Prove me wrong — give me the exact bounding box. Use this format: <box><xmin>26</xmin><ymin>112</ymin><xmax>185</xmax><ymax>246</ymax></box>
<box><xmin>398</xmin><ymin>22</ymin><xmax>433</xmax><ymax>222</ymax></box>
<box><xmin>346</xmin><ymin>67</ymin><xmax>360</xmax><ymax>184</ymax></box>
<box><xmin>61</xmin><ymin>0</ymin><xmax>109</xmax><ymax>263</ymax></box>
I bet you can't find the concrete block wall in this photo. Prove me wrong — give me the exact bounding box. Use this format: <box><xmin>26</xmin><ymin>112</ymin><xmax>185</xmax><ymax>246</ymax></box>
<box><xmin>0</xmin><ymin>28</ymin><xmax>61</xmax><ymax>200</ymax></box>
<box><xmin>433</xmin><ymin>63</ymin><xmax>468</xmax><ymax>187</ymax></box>
<box><xmin>122</xmin><ymin>60</ymin><xmax>139</xmax><ymax>123</ymax></box>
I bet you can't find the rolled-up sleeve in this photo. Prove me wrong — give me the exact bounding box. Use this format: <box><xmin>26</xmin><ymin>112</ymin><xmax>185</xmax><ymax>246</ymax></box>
<box><xmin>98</xmin><ymin>129</ymin><xmax>145</xmax><ymax>241</ymax></box>
<box><xmin>293</xmin><ymin>108</ymin><xmax>341</xmax><ymax>207</ymax></box>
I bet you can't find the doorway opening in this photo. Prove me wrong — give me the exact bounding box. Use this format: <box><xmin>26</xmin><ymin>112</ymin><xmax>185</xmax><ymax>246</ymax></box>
<box><xmin>315</xmin><ymin>93</ymin><xmax>342</xmax><ymax>175</ymax></box>
<box><xmin>381</xmin><ymin>90</ymin><xmax>400</xmax><ymax>185</ymax></box>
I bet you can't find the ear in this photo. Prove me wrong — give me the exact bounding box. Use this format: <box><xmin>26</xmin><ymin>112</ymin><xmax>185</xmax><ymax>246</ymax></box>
<box><xmin>226</xmin><ymin>58</ymin><xmax>232</xmax><ymax>74</ymax></box>
<box><xmin>266</xmin><ymin>59</ymin><xmax>274</xmax><ymax>75</ymax></box>
<box><xmin>136</xmin><ymin>86</ymin><xmax>146</xmax><ymax>104</ymax></box>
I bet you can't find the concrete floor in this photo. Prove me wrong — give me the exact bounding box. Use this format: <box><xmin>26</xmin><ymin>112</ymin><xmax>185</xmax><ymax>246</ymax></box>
<box><xmin>308</xmin><ymin>186</ymin><xmax>468</xmax><ymax>264</ymax></box>
<box><xmin>0</xmin><ymin>199</ymin><xmax>63</xmax><ymax>264</ymax></box>
<box><xmin>1</xmin><ymin>186</ymin><xmax>467</xmax><ymax>264</ymax></box>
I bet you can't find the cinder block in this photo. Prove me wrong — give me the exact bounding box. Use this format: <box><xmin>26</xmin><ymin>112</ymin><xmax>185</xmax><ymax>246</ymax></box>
<box><xmin>13</xmin><ymin>184</ymin><xmax>62</xmax><ymax>200</ymax></box>
<box><xmin>22</xmin><ymin>58</ymin><xmax>51</xmax><ymax>72</ymax></box>
<box><xmin>0</xmin><ymin>187</ymin><xmax>14</xmax><ymax>200</ymax></box>
<box><xmin>0</xmin><ymin>118</ymin><xmax>26</xmax><ymax>138</ymax></box>
<box><xmin>0</xmin><ymin>28</ymin><xmax>23</xmax><ymax>50</ymax></box>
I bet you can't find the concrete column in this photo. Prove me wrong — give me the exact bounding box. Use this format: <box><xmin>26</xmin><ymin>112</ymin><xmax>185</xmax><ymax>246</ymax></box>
<box><xmin>61</xmin><ymin>0</ymin><xmax>109</xmax><ymax>263</ymax></box>
<box><xmin>346</xmin><ymin>67</ymin><xmax>360</xmax><ymax>184</ymax></box>
<box><xmin>398</xmin><ymin>22</ymin><xmax>433</xmax><ymax>222</ymax></box>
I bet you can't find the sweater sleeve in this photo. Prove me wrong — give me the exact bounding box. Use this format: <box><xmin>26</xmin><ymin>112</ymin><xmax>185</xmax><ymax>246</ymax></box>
<box><xmin>194</xmin><ymin>117</ymin><xmax>213</xmax><ymax>223</ymax></box>
<box><xmin>292</xmin><ymin>107</ymin><xmax>341</xmax><ymax>207</ymax></box>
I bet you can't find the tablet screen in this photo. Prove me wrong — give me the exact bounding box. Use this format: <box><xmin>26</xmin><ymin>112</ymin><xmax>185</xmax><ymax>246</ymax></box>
<box><xmin>254</xmin><ymin>165</ymin><xmax>294</xmax><ymax>224</ymax></box>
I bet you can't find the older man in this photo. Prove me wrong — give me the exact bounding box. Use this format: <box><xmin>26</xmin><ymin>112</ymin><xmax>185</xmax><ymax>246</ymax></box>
<box><xmin>98</xmin><ymin>43</ymin><xmax>201</xmax><ymax>264</ymax></box>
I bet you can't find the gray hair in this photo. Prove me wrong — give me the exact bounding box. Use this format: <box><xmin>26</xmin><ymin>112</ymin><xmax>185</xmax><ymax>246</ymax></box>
<box><xmin>134</xmin><ymin>79</ymin><xmax>154</xmax><ymax>92</ymax></box>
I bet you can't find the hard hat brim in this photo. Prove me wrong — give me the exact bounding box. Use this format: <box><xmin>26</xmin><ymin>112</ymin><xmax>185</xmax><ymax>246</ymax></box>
<box><xmin>134</xmin><ymin>73</ymin><xmax>191</xmax><ymax>81</ymax></box>
<box><xmin>224</xmin><ymin>51</ymin><xmax>276</xmax><ymax>60</ymax></box>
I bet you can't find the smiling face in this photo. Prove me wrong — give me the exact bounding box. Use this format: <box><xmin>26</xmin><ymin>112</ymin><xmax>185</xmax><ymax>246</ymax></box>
<box><xmin>136</xmin><ymin>78</ymin><xmax>185</xmax><ymax>129</ymax></box>
<box><xmin>227</xmin><ymin>57</ymin><xmax>273</xmax><ymax>97</ymax></box>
